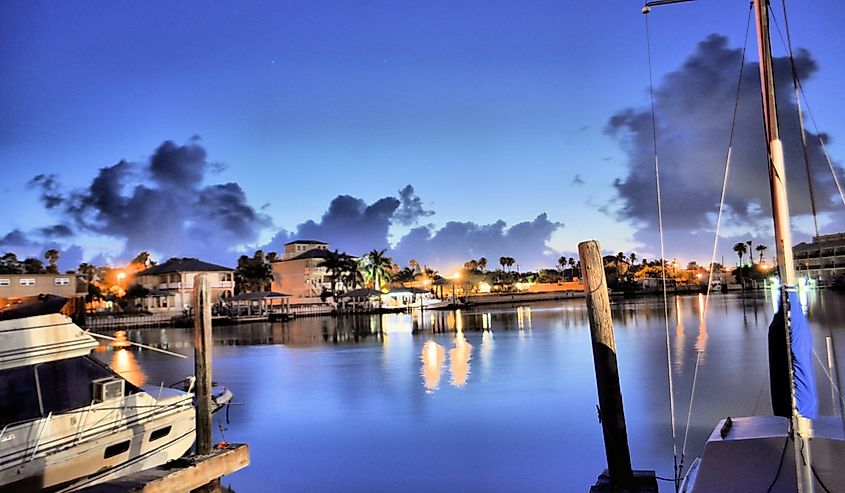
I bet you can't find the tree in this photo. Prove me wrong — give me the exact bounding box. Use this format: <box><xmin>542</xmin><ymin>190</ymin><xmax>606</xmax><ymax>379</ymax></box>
<box><xmin>0</xmin><ymin>253</ymin><xmax>23</xmax><ymax>274</ymax></box>
<box><xmin>499</xmin><ymin>256</ymin><xmax>507</xmax><ymax>272</ymax></box>
<box><xmin>318</xmin><ymin>250</ymin><xmax>345</xmax><ymax>297</ymax></box>
<box><xmin>463</xmin><ymin>259</ymin><xmax>479</xmax><ymax>272</ymax></box>
<box><xmin>557</xmin><ymin>256</ymin><xmax>567</xmax><ymax>273</ymax></box>
<box><xmin>131</xmin><ymin>251</ymin><xmax>154</xmax><ymax>268</ymax></box>
<box><xmin>362</xmin><ymin>249</ymin><xmax>392</xmax><ymax>291</ymax></box>
<box><xmin>478</xmin><ymin>257</ymin><xmax>488</xmax><ymax>272</ymax></box>
<box><xmin>733</xmin><ymin>242</ymin><xmax>747</xmax><ymax>267</ymax></box>
<box><xmin>746</xmin><ymin>240</ymin><xmax>754</xmax><ymax>265</ymax></box>
<box><xmin>235</xmin><ymin>250</ymin><xmax>273</xmax><ymax>293</ymax></box>
<box><xmin>615</xmin><ymin>252</ymin><xmax>626</xmax><ymax>274</ymax></box>
<box><xmin>629</xmin><ymin>252</ymin><xmax>637</xmax><ymax>265</ymax></box>
<box><xmin>23</xmin><ymin>258</ymin><xmax>46</xmax><ymax>274</ymax></box>
<box><xmin>756</xmin><ymin>244</ymin><xmax>767</xmax><ymax>264</ymax></box>
<box><xmin>44</xmin><ymin>249</ymin><xmax>60</xmax><ymax>273</ymax></box>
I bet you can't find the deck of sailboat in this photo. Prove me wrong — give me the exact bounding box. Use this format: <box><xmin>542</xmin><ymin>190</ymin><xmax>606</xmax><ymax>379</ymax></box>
<box><xmin>682</xmin><ymin>416</ymin><xmax>844</xmax><ymax>492</ymax></box>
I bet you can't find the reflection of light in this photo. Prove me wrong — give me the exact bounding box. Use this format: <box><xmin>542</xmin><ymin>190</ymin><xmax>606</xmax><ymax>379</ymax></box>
<box><xmin>481</xmin><ymin>329</ymin><xmax>493</xmax><ymax>369</ymax></box>
<box><xmin>421</xmin><ymin>340</ymin><xmax>445</xmax><ymax>391</ymax></box>
<box><xmin>675</xmin><ymin>297</ymin><xmax>684</xmax><ymax>336</ymax></box>
<box><xmin>482</xmin><ymin>313</ymin><xmax>490</xmax><ymax>330</ymax></box>
<box><xmin>455</xmin><ymin>309</ymin><xmax>463</xmax><ymax>332</ymax></box>
<box><xmin>111</xmin><ymin>349</ymin><xmax>146</xmax><ymax>387</ymax></box>
<box><xmin>449</xmin><ymin>331</ymin><xmax>472</xmax><ymax>387</ymax></box>
<box><xmin>695</xmin><ymin>293</ymin><xmax>708</xmax><ymax>352</ymax></box>
<box><xmin>382</xmin><ymin>314</ymin><xmax>413</xmax><ymax>333</ymax></box>
<box><xmin>517</xmin><ymin>306</ymin><xmax>524</xmax><ymax>330</ymax></box>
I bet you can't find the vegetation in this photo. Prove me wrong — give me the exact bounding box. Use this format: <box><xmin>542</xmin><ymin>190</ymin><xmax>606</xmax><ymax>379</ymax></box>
<box><xmin>234</xmin><ymin>250</ymin><xmax>275</xmax><ymax>293</ymax></box>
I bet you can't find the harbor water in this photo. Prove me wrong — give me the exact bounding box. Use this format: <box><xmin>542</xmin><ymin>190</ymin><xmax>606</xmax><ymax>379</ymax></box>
<box><xmin>93</xmin><ymin>289</ymin><xmax>845</xmax><ymax>492</ymax></box>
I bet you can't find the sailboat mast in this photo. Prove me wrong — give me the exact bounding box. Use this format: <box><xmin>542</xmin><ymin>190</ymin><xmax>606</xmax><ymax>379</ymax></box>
<box><xmin>752</xmin><ymin>1</ymin><xmax>813</xmax><ymax>492</ymax></box>
<box><xmin>753</xmin><ymin>0</ymin><xmax>795</xmax><ymax>284</ymax></box>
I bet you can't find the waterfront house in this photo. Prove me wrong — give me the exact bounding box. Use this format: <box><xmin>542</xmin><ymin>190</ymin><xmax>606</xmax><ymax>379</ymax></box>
<box><xmin>134</xmin><ymin>258</ymin><xmax>234</xmax><ymax>313</ymax></box>
<box><xmin>793</xmin><ymin>232</ymin><xmax>845</xmax><ymax>285</ymax></box>
<box><xmin>0</xmin><ymin>273</ymin><xmax>80</xmax><ymax>299</ymax></box>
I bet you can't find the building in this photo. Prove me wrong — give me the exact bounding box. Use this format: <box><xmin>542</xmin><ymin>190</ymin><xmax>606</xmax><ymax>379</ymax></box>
<box><xmin>793</xmin><ymin>233</ymin><xmax>845</xmax><ymax>284</ymax></box>
<box><xmin>0</xmin><ymin>273</ymin><xmax>80</xmax><ymax>298</ymax></box>
<box><xmin>134</xmin><ymin>258</ymin><xmax>234</xmax><ymax>313</ymax></box>
<box><xmin>271</xmin><ymin>241</ymin><xmax>333</xmax><ymax>300</ymax></box>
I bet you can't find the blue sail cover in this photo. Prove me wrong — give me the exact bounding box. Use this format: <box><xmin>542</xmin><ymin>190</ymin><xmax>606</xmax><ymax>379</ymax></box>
<box><xmin>768</xmin><ymin>289</ymin><xmax>818</xmax><ymax>419</ymax></box>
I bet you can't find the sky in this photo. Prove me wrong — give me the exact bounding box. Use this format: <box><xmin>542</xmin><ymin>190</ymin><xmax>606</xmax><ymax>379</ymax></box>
<box><xmin>2</xmin><ymin>0</ymin><xmax>844</xmax><ymax>273</ymax></box>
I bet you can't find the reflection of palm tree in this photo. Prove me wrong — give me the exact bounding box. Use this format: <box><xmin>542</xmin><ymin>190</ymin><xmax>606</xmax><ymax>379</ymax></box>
<box><xmin>363</xmin><ymin>249</ymin><xmax>392</xmax><ymax>291</ymax></box>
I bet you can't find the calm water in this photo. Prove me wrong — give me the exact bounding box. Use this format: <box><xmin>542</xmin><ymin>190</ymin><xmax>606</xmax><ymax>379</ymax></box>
<box><xmin>93</xmin><ymin>290</ymin><xmax>845</xmax><ymax>492</ymax></box>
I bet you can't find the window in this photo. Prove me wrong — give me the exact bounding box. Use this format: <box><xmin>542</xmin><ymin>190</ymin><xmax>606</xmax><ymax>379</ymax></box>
<box><xmin>104</xmin><ymin>440</ymin><xmax>131</xmax><ymax>459</ymax></box>
<box><xmin>19</xmin><ymin>278</ymin><xmax>36</xmax><ymax>286</ymax></box>
<box><xmin>36</xmin><ymin>357</ymin><xmax>119</xmax><ymax>414</ymax></box>
<box><xmin>149</xmin><ymin>426</ymin><xmax>172</xmax><ymax>442</ymax></box>
<box><xmin>0</xmin><ymin>366</ymin><xmax>41</xmax><ymax>427</ymax></box>
<box><xmin>0</xmin><ymin>279</ymin><xmax>9</xmax><ymax>287</ymax></box>
<box><xmin>54</xmin><ymin>277</ymin><xmax>70</xmax><ymax>286</ymax></box>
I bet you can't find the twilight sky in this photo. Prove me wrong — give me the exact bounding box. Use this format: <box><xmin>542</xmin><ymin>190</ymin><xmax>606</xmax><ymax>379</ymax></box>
<box><xmin>2</xmin><ymin>1</ymin><xmax>844</xmax><ymax>272</ymax></box>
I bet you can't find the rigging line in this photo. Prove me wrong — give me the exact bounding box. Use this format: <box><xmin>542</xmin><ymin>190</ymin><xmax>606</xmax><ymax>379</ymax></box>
<box><xmin>643</xmin><ymin>6</ymin><xmax>679</xmax><ymax>487</ymax></box>
<box><xmin>682</xmin><ymin>1</ymin><xmax>754</xmax><ymax>462</ymax></box>
<box><xmin>812</xmin><ymin>349</ymin><xmax>844</xmax><ymax>404</ymax></box>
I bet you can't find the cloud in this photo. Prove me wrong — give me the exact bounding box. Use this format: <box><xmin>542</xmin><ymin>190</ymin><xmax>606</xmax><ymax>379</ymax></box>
<box><xmin>260</xmin><ymin>189</ymin><xmax>562</xmax><ymax>270</ymax></box>
<box><xmin>38</xmin><ymin>224</ymin><xmax>74</xmax><ymax>238</ymax></box>
<box><xmin>394</xmin><ymin>185</ymin><xmax>434</xmax><ymax>226</ymax></box>
<box><xmin>608</xmin><ymin>35</ymin><xmax>845</xmax><ymax>258</ymax></box>
<box><xmin>0</xmin><ymin>229</ymin><xmax>36</xmax><ymax>249</ymax></box>
<box><xmin>389</xmin><ymin>213</ymin><xmax>562</xmax><ymax>271</ymax></box>
<box><xmin>28</xmin><ymin>138</ymin><xmax>271</xmax><ymax>265</ymax></box>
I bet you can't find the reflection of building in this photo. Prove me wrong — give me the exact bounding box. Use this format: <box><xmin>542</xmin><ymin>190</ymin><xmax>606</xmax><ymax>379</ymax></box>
<box><xmin>794</xmin><ymin>233</ymin><xmax>845</xmax><ymax>284</ymax></box>
<box><xmin>135</xmin><ymin>258</ymin><xmax>234</xmax><ymax>313</ymax></box>
<box><xmin>0</xmin><ymin>273</ymin><xmax>79</xmax><ymax>298</ymax></box>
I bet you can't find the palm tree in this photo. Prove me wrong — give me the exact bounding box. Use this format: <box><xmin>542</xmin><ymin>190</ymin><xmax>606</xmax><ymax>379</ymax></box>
<box><xmin>363</xmin><ymin>249</ymin><xmax>392</xmax><ymax>291</ymax></box>
<box><xmin>629</xmin><ymin>252</ymin><xmax>637</xmax><ymax>266</ymax></box>
<box><xmin>44</xmin><ymin>249</ymin><xmax>60</xmax><ymax>274</ymax></box>
<box><xmin>317</xmin><ymin>249</ymin><xmax>345</xmax><ymax>297</ymax></box>
<box><xmin>746</xmin><ymin>240</ymin><xmax>754</xmax><ymax>265</ymax></box>
<box><xmin>131</xmin><ymin>251</ymin><xmax>153</xmax><ymax>267</ymax></box>
<box><xmin>478</xmin><ymin>257</ymin><xmax>488</xmax><ymax>272</ymax></box>
<box><xmin>733</xmin><ymin>242</ymin><xmax>747</xmax><ymax>267</ymax></box>
<box><xmin>499</xmin><ymin>256</ymin><xmax>507</xmax><ymax>272</ymax></box>
<box><xmin>505</xmin><ymin>257</ymin><xmax>516</xmax><ymax>272</ymax></box>
<box><xmin>756</xmin><ymin>244</ymin><xmax>767</xmax><ymax>264</ymax></box>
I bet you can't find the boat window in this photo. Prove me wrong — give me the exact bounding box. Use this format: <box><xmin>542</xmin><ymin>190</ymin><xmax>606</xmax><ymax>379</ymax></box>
<box><xmin>0</xmin><ymin>366</ymin><xmax>41</xmax><ymax>427</ymax></box>
<box><xmin>149</xmin><ymin>425</ymin><xmax>171</xmax><ymax>442</ymax></box>
<box><xmin>37</xmin><ymin>357</ymin><xmax>118</xmax><ymax>414</ymax></box>
<box><xmin>103</xmin><ymin>440</ymin><xmax>131</xmax><ymax>459</ymax></box>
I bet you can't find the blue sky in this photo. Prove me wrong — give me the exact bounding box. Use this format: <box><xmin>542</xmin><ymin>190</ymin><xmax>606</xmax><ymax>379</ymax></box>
<box><xmin>2</xmin><ymin>1</ymin><xmax>844</xmax><ymax>271</ymax></box>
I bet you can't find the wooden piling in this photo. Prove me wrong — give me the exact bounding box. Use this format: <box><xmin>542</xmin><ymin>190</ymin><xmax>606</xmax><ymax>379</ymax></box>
<box><xmin>193</xmin><ymin>274</ymin><xmax>213</xmax><ymax>456</ymax></box>
<box><xmin>579</xmin><ymin>240</ymin><xmax>634</xmax><ymax>488</ymax></box>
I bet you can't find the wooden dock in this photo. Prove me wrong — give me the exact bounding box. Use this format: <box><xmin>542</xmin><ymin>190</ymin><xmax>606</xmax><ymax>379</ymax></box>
<box><xmin>79</xmin><ymin>443</ymin><xmax>249</xmax><ymax>493</ymax></box>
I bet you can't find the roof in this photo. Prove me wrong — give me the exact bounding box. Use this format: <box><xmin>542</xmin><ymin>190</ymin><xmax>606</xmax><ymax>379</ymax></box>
<box><xmin>279</xmin><ymin>249</ymin><xmax>331</xmax><ymax>262</ymax></box>
<box><xmin>284</xmin><ymin>240</ymin><xmax>328</xmax><ymax>246</ymax></box>
<box><xmin>136</xmin><ymin>258</ymin><xmax>233</xmax><ymax>276</ymax></box>
<box><xmin>227</xmin><ymin>291</ymin><xmax>290</xmax><ymax>301</ymax></box>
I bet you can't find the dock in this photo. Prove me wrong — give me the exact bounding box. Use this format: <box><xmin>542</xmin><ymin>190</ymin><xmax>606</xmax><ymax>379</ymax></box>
<box><xmin>79</xmin><ymin>444</ymin><xmax>249</xmax><ymax>492</ymax></box>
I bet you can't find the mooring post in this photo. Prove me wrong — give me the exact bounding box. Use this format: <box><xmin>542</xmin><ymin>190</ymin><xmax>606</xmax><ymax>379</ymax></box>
<box><xmin>579</xmin><ymin>240</ymin><xmax>634</xmax><ymax>488</ymax></box>
<box><xmin>193</xmin><ymin>273</ymin><xmax>213</xmax><ymax>456</ymax></box>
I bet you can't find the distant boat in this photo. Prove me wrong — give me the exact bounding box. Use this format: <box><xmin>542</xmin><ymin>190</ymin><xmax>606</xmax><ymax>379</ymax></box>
<box><xmin>0</xmin><ymin>295</ymin><xmax>196</xmax><ymax>492</ymax></box>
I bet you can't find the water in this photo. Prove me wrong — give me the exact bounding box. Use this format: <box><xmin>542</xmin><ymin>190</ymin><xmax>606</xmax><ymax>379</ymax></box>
<box><xmin>93</xmin><ymin>289</ymin><xmax>845</xmax><ymax>492</ymax></box>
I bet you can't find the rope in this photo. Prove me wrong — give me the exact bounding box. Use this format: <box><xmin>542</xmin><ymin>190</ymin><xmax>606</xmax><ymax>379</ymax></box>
<box><xmin>682</xmin><ymin>2</ymin><xmax>754</xmax><ymax>464</ymax></box>
<box><xmin>643</xmin><ymin>6</ymin><xmax>680</xmax><ymax>488</ymax></box>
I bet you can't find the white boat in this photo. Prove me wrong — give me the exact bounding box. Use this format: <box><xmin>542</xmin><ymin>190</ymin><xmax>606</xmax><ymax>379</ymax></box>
<box><xmin>640</xmin><ymin>1</ymin><xmax>845</xmax><ymax>491</ymax></box>
<box><xmin>0</xmin><ymin>295</ymin><xmax>196</xmax><ymax>492</ymax></box>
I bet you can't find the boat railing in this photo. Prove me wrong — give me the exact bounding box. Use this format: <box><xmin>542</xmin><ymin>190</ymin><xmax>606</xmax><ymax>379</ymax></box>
<box><xmin>73</xmin><ymin>401</ymin><xmax>95</xmax><ymax>446</ymax></box>
<box><xmin>29</xmin><ymin>412</ymin><xmax>52</xmax><ymax>462</ymax></box>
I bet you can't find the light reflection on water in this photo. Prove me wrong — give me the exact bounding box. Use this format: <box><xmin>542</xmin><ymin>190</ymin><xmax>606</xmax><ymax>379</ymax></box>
<box><xmin>91</xmin><ymin>291</ymin><xmax>845</xmax><ymax>492</ymax></box>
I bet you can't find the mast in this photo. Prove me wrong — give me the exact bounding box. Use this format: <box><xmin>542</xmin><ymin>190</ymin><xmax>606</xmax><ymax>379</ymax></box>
<box><xmin>752</xmin><ymin>1</ymin><xmax>813</xmax><ymax>492</ymax></box>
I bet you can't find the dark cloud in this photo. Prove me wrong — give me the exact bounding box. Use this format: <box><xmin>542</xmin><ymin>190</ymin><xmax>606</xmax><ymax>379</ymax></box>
<box><xmin>28</xmin><ymin>174</ymin><xmax>65</xmax><ymax>209</ymax></box>
<box><xmin>608</xmin><ymin>35</ymin><xmax>844</xmax><ymax>256</ymax></box>
<box><xmin>393</xmin><ymin>185</ymin><xmax>434</xmax><ymax>226</ymax></box>
<box><xmin>38</xmin><ymin>224</ymin><xmax>74</xmax><ymax>238</ymax></box>
<box><xmin>294</xmin><ymin>194</ymin><xmax>400</xmax><ymax>254</ymax></box>
<box><xmin>35</xmin><ymin>139</ymin><xmax>270</xmax><ymax>264</ymax></box>
<box><xmin>0</xmin><ymin>229</ymin><xmax>35</xmax><ymax>248</ymax></box>
<box><xmin>571</xmin><ymin>174</ymin><xmax>584</xmax><ymax>186</ymax></box>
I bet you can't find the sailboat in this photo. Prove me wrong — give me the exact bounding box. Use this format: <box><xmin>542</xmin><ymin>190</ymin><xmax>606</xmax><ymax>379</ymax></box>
<box><xmin>638</xmin><ymin>1</ymin><xmax>845</xmax><ymax>491</ymax></box>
